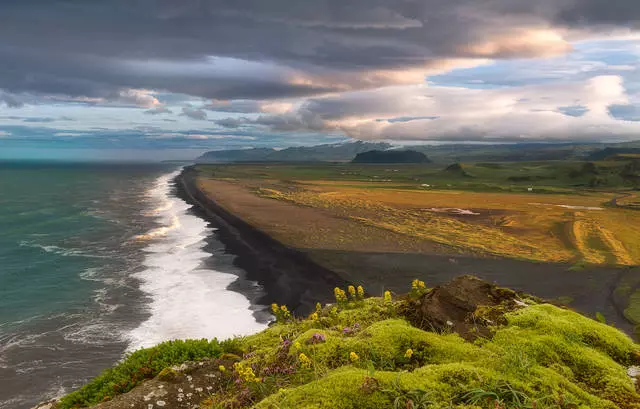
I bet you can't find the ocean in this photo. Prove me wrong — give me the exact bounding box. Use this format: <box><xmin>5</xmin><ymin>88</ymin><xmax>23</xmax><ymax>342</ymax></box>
<box><xmin>0</xmin><ymin>162</ymin><xmax>267</xmax><ymax>409</ymax></box>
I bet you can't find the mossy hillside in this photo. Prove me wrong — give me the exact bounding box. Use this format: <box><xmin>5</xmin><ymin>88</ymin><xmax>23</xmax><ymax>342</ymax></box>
<box><xmin>243</xmin><ymin>300</ymin><xmax>639</xmax><ymax>409</ymax></box>
<box><xmin>58</xmin><ymin>283</ymin><xmax>640</xmax><ymax>409</ymax></box>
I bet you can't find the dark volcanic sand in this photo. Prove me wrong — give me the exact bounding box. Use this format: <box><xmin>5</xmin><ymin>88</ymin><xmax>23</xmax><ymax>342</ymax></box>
<box><xmin>176</xmin><ymin>167</ymin><xmax>348</xmax><ymax>316</ymax></box>
<box><xmin>309</xmin><ymin>250</ymin><xmax>640</xmax><ymax>336</ymax></box>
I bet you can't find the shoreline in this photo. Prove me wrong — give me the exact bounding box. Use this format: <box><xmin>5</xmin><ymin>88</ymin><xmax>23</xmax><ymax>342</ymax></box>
<box><xmin>175</xmin><ymin>166</ymin><xmax>348</xmax><ymax>316</ymax></box>
<box><xmin>177</xmin><ymin>166</ymin><xmax>640</xmax><ymax>337</ymax></box>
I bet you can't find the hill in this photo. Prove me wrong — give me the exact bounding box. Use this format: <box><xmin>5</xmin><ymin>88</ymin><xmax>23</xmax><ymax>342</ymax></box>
<box><xmin>587</xmin><ymin>148</ymin><xmax>640</xmax><ymax>161</ymax></box>
<box><xmin>195</xmin><ymin>141</ymin><xmax>640</xmax><ymax>165</ymax></box>
<box><xmin>196</xmin><ymin>142</ymin><xmax>391</xmax><ymax>163</ymax></box>
<box><xmin>352</xmin><ymin>150</ymin><xmax>430</xmax><ymax>164</ymax></box>
<box><xmin>50</xmin><ymin>276</ymin><xmax>640</xmax><ymax>409</ymax></box>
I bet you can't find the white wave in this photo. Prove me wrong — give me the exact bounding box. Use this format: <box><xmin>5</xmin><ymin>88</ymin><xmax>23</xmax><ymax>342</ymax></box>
<box><xmin>126</xmin><ymin>170</ymin><xmax>266</xmax><ymax>351</ymax></box>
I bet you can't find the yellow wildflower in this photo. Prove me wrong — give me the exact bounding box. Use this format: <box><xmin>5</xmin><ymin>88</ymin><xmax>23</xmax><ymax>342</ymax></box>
<box><xmin>309</xmin><ymin>312</ymin><xmax>318</xmax><ymax>321</ymax></box>
<box><xmin>349</xmin><ymin>351</ymin><xmax>359</xmax><ymax>362</ymax></box>
<box><xmin>218</xmin><ymin>365</ymin><xmax>226</xmax><ymax>372</ymax></box>
<box><xmin>357</xmin><ymin>285</ymin><xmax>365</xmax><ymax>300</ymax></box>
<box><xmin>348</xmin><ymin>285</ymin><xmax>356</xmax><ymax>299</ymax></box>
<box><xmin>411</xmin><ymin>279</ymin><xmax>426</xmax><ymax>290</ymax></box>
<box><xmin>293</xmin><ymin>341</ymin><xmax>302</xmax><ymax>350</ymax></box>
<box><xmin>271</xmin><ymin>303</ymin><xmax>279</xmax><ymax>314</ymax></box>
<box><xmin>404</xmin><ymin>348</ymin><xmax>413</xmax><ymax>359</ymax></box>
<box><xmin>233</xmin><ymin>362</ymin><xmax>258</xmax><ymax>383</ymax></box>
<box><xmin>334</xmin><ymin>287</ymin><xmax>347</xmax><ymax>303</ymax></box>
<box><xmin>315</xmin><ymin>302</ymin><xmax>322</xmax><ymax>313</ymax></box>
<box><xmin>384</xmin><ymin>290</ymin><xmax>392</xmax><ymax>305</ymax></box>
<box><xmin>298</xmin><ymin>353</ymin><xmax>312</xmax><ymax>369</ymax></box>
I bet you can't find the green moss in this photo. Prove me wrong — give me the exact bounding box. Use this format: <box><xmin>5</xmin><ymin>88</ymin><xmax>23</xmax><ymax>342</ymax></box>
<box><xmin>58</xmin><ymin>296</ymin><xmax>640</xmax><ymax>409</ymax></box>
<box><xmin>157</xmin><ymin>367</ymin><xmax>179</xmax><ymax>382</ymax></box>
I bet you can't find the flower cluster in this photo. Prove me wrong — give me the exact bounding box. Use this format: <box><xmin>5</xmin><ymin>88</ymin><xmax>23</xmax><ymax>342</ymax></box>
<box><xmin>334</xmin><ymin>287</ymin><xmax>348</xmax><ymax>304</ymax></box>
<box><xmin>383</xmin><ymin>290</ymin><xmax>393</xmax><ymax>305</ymax></box>
<box><xmin>298</xmin><ymin>353</ymin><xmax>312</xmax><ymax>369</ymax></box>
<box><xmin>335</xmin><ymin>285</ymin><xmax>366</xmax><ymax>304</ymax></box>
<box><xmin>219</xmin><ymin>365</ymin><xmax>226</xmax><ymax>372</ymax></box>
<box><xmin>261</xmin><ymin>364</ymin><xmax>296</xmax><ymax>376</ymax></box>
<box><xmin>234</xmin><ymin>362</ymin><xmax>259</xmax><ymax>383</ymax></box>
<box><xmin>410</xmin><ymin>279</ymin><xmax>427</xmax><ymax>298</ymax></box>
<box><xmin>271</xmin><ymin>303</ymin><xmax>292</xmax><ymax>323</ymax></box>
<box><xmin>307</xmin><ymin>333</ymin><xmax>326</xmax><ymax>344</ymax></box>
<box><xmin>308</xmin><ymin>312</ymin><xmax>318</xmax><ymax>322</ymax></box>
<box><xmin>349</xmin><ymin>351</ymin><xmax>360</xmax><ymax>362</ymax></box>
<box><xmin>342</xmin><ymin>323</ymin><xmax>360</xmax><ymax>336</ymax></box>
<box><xmin>404</xmin><ymin>348</ymin><xmax>413</xmax><ymax>359</ymax></box>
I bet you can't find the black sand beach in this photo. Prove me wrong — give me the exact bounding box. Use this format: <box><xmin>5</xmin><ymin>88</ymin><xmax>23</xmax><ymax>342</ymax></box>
<box><xmin>177</xmin><ymin>166</ymin><xmax>640</xmax><ymax>337</ymax></box>
<box><xmin>176</xmin><ymin>166</ymin><xmax>348</xmax><ymax>316</ymax></box>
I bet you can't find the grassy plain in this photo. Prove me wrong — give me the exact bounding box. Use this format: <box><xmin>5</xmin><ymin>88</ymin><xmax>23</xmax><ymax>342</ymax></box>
<box><xmin>197</xmin><ymin>161</ymin><xmax>640</xmax><ymax>267</ymax></box>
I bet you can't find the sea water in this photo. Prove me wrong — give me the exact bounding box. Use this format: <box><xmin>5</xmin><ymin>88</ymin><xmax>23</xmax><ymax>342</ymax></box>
<box><xmin>0</xmin><ymin>162</ymin><xmax>266</xmax><ymax>409</ymax></box>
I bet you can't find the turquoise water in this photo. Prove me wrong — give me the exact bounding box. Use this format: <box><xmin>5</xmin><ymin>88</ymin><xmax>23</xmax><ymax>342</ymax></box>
<box><xmin>0</xmin><ymin>161</ymin><xmax>267</xmax><ymax>409</ymax></box>
<box><xmin>0</xmin><ymin>162</ymin><xmax>171</xmax><ymax>408</ymax></box>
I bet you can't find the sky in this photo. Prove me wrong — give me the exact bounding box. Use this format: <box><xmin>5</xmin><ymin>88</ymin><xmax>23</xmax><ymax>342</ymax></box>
<box><xmin>3</xmin><ymin>1</ymin><xmax>640</xmax><ymax>160</ymax></box>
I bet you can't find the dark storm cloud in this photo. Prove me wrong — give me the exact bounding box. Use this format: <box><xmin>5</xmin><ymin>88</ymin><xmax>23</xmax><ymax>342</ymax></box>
<box><xmin>2</xmin><ymin>0</ymin><xmax>640</xmax><ymax>103</ymax></box>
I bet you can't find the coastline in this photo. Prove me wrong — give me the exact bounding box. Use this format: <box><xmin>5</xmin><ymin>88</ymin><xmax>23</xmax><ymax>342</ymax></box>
<box><xmin>175</xmin><ymin>166</ymin><xmax>348</xmax><ymax>315</ymax></box>
<box><xmin>177</xmin><ymin>165</ymin><xmax>640</xmax><ymax>337</ymax></box>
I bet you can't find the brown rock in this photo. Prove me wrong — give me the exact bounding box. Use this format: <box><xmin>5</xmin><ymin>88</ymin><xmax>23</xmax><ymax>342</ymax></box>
<box><xmin>401</xmin><ymin>275</ymin><xmax>531</xmax><ymax>341</ymax></box>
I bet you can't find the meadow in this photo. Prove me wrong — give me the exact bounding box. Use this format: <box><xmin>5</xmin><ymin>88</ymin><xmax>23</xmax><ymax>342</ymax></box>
<box><xmin>198</xmin><ymin>160</ymin><xmax>640</xmax><ymax>267</ymax></box>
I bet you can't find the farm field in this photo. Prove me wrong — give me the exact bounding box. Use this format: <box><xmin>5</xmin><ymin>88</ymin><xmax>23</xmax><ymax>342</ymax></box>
<box><xmin>197</xmin><ymin>161</ymin><xmax>640</xmax><ymax>267</ymax></box>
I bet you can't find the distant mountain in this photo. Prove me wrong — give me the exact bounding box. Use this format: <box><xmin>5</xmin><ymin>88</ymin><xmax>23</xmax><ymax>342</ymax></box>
<box><xmin>196</xmin><ymin>141</ymin><xmax>391</xmax><ymax>163</ymax></box>
<box><xmin>407</xmin><ymin>143</ymin><xmax>596</xmax><ymax>163</ymax></box>
<box><xmin>196</xmin><ymin>147</ymin><xmax>276</xmax><ymax>163</ymax></box>
<box><xmin>352</xmin><ymin>150</ymin><xmax>430</xmax><ymax>164</ymax></box>
<box><xmin>196</xmin><ymin>140</ymin><xmax>640</xmax><ymax>164</ymax></box>
<box><xmin>586</xmin><ymin>147</ymin><xmax>640</xmax><ymax>161</ymax></box>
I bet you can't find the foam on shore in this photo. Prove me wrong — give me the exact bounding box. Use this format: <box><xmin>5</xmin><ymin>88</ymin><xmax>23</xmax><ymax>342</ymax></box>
<box><xmin>126</xmin><ymin>170</ymin><xmax>267</xmax><ymax>351</ymax></box>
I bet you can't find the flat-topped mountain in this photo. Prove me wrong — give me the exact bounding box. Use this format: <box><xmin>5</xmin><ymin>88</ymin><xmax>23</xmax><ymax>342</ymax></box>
<box><xmin>352</xmin><ymin>149</ymin><xmax>430</xmax><ymax>164</ymax></box>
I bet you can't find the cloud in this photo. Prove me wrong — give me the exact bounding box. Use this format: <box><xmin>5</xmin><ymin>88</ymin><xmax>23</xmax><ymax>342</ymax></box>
<box><xmin>181</xmin><ymin>106</ymin><xmax>208</xmax><ymax>120</ymax></box>
<box><xmin>205</xmin><ymin>100</ymin><xmax>294</xmax><ymax>114</ymax></box>
<box><xmin>3</xmin><ymin>1</ymin><xmax>640</xmax><ymax>103</ymax></box>
<box><xmin>217</xmin><ymin>75</ymin><xmax>640</xmax><ymax>142</ymax></box>
<box><xmin>0</xmin><ymin>92</ymin><xmax>23</xmax><ymax>108</ymax></box>
<box><xmin>112</xmin><ymin>89</ymin><xmax>160</xmax><ymax>108</ymax></box>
